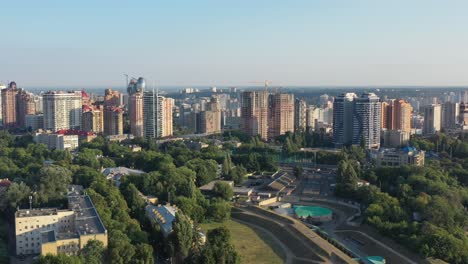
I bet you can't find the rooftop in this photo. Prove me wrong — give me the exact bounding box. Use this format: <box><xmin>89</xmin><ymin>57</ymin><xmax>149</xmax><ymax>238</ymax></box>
<box><xmin>199</xmin><ymin>180</ymin><xmax>234</xmax><ymax>192</ymax></box>
<box><xmin>16</xmin><ymin>208</ymin><xmax>60</xmax><ymax>218</ymax></box>
<box><xmin>145</xmin><ymin>204</ymin><xmax>177</xmax><ymax>236</ymax></box>
<box><xmin>68</xmin><ymin>195</ymin><xmax>107</xmax><ymax>235</ymax></box>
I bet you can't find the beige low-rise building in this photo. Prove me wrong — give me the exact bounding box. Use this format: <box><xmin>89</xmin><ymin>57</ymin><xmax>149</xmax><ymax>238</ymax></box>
<box><xmin>15</xmin><ymin>188</ymin><xmax>107</xmax><ymax>256</ymax></box>
<box><xmin>34</xmin><ymin>132</ymin><xmax>79</xmax><ymax>151</ymax></box>
<box><xmin>374</xmin><ymin>147</ymin><xmax>425</xmax><ymax>167</ymax></box>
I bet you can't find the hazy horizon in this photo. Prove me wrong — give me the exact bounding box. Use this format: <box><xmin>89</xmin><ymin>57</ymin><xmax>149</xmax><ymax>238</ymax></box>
<box><xmin>2</xmin><ymin>0</ymin><xmax>468</xmax><ymax>87</ymax></box>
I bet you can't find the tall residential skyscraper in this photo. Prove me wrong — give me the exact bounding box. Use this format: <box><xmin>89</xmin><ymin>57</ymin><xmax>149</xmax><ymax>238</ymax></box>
<box><xmin>1</xmin><ymin>82</ymin><xmax>19</xmax><ymax>128</ymax></box>
<box><xmin>241</xmin><ymin>91</ymin><xmax>269</xmax><ymax>140</ymax></box>
<box><xmin>104</xmin><ymin>106</ymin><xmax>123</xmax><ymax>135</ymax></box>
<box><xmin>441</xmin><ymin>101</ymin><xmax>459</xmax><ymax>129</ymax></box>
<box><xmin>422</xmin><ymin>104</ymin><xmax>441</xmax><ymax>134</ymax></box>
<box><xmin>269</xmin><ymin>93</ymin><xmax>295</xmax><ymax>139</ymax></box>
<box><xmin>199</xmin><ymin>97</ymin><xmax>221</xmax><ymax>134</ymax></box>
<box><xmin>294</xmin><ymin>98</ymin><xmax>307</xmax><ymax>131</ymax></box>
<box><xmin>82</xmin><ymin>105</ymin><xmax>104</xmax><ymax>133</ymax></box>
<box><xmin>0</xmin><ymin>83</ymin><xmax>7</xmax><ymax>125</ymax></box>
<box><xmin>143</xmin><ymin>91</ymin><xmax>173</xmax><ymax>138</ymax></box>
<box><xmin>130</xmin><ymin>93</ymin><xmax>144</xmax><ymax>137</ymax></box>
<box><xmin>333</xmin><ymin>93</ymin><xmax>357</xmax><ymax>147</ymax></box>
<box><xmin>460</xmin><ymin>102</ymin><xmax>468</xmax><ymax>127</ymax></box>
<box><xmin>161</xmin><ymin>97</ymin><xmax>174</xmax><ymax>137</ymax></box>
<box><xmin>16</xmin><ymin>89</ymin><xmax>36</xmax><ymax>128</ymax></box>
<box><xmin>392</xmin><ymin>99</ymin><xmax>412</xmax><ymax>132</ymax></box>
<box><xmin>352</xmin><ymin>93</ymin><xmax>381</xmax><ymax>149</ymax></box>
<box><xmin>127</xmin><ymin>77</ymin><xmax>145</xmax><ymax>138</ymax></box>
<box><xmin>43</xmin><ymin>91</ymin><xmax>82</xmax><ymax>131</ymax></box>
<box><xmin>382</xmin><ymin>99</ymin><xmax>412</xmax><ymax>133</ymax></box>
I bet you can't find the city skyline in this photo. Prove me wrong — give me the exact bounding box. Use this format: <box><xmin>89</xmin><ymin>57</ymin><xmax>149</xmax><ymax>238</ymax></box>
<box><xmin>2</xmin><ymin>0</ymin><xmax>468</xmax><ymax>87</ymax></box>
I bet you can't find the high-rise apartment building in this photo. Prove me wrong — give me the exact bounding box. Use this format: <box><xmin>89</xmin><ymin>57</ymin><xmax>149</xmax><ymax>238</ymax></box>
<box><xmin>1</xmin><ymin>82</ymin><xmax>19</xmax><ymax>128</ymax></box>
<box><xmin>460</xmin><ymin>102</ymin><xmax>468</xmax><ymax>127</ymax></box>
<box><xmin>333</xmin><ymin>93</ymin><xmax>357</xmax><ymax>147</ymax></box>
<box><xmin>82</xmin><ymin>105</ymin><xmax>104</xmax><ymax>133</ymax></box>
<box><xmin>422</xmin><ymin>104</ymin><xmax>441</xmax><ymax>134</ymax></box>
<box><xmin>441</xmin><ymin>101</ymin><xmax>459</xmax><ymax>129</ymax></box>
<box><xmin>161</xmin><ymin>97</ymin><xmax>174</xmax><ymax>137</ymax></box>
<box><xmin>294</xmin><ymin>98</ymin><xmax>307</xmax><ymax>131</ymax></box>
<box><xmin>241</xmin><ymin>91</ymin><xmax>269</xmax><ymax>140</ymax></box>
<box><xmin>381</xmin><ymin>99</ymin><xmax>412</xmax><ymax>133</ymax></box>
<box><xmin>0</xmin><ymin>83</ymin><xmax>7</xmax><ymax>125</ymax></box>
<box><xmin>127</xmin><ymin>78</ymin><xmax>145</xmax><ymax>138</ymax></box>
<box><xmin>104</xmin><ymin>89</ymin><xmax>121</xmax><ymax>107</ymax></box>
<box><xmin>129</xmin><ymin>93</ymin><xmax>144</xmax><ymax>137</ymax></box>
<box><xmin>16</xmin><ymin>89</ymin><xmax>36</xmax><ymax>128</ymax></box>
<box><xmin>392</xmin><ymin>99</ymin><xmax>412</xmax><ymax>132</ymax></box>
<box><xmin>43</xmin><ymin>91</ymin><xmax>82</xmax><ymax>131</ymax></box>
<box><xmin>199</xmin><ymin>97</ymin><xmax>221</xmax><ymax>134</ymax></box>
<box><xmin>104</xmin><ymin>106</ymin><xmax>123</xmax><ymax>135</ymax></box>
<box><xmin>306</xmin><ymin>105</ymin><xmax>316</xmax><ymax>131</ymax></box>
<box><xmin>352</xmin><ymin>93</ymin><xmax>381</xmax><ymax>149</ymax></box>
<box><xmin>143</xmin><ymin>91</ymin><xmax>173</xmax><ymax>138</ymax></box>
<box><xmin>269</xmin><ymin>93</ymin><xmax>295</xmax><ymax>139</ymax></box>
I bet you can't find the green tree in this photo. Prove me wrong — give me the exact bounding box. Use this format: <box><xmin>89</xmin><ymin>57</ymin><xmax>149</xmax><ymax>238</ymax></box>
<box><xmin>170</xmin><ymin>212</ymin><xmax>195</xmax><ymax>259</ymax></box>
<box><xmin>134</xmin><ymin>243</ymin><xmax>154</xmax><ymax>264</ymax></box>
<box><xmin>212</xmin><ymin>182</ymin><xmax>233</xmax><ymax>201</ymax></box>
<box><xmin>5</xmin><ymin>182</ymin><xmax>31</xmax><ymax>209</ymax></box>
<box><xmin>37</xmin><ymin>254</ymin><xmax>83</xmax><ymax>264</ymax></box>
<box><xmin>80</xmin><ymin>240</ymin><xmax>104</xmax><ymax>264</ymax></box>
<box><xmin>207</xmin><ymin>199</ymin><xmax>231</xmax><ymax>222</ymax></box>
<box><xmin>37</xmin><ymin>165</ymin><xmax>72</xmax><ymax>204</ymax></box>
<box><xmin>186</xmin><ymin>158</ymin><xmax>218</xmax><ymax>186</ymax></box>
<box><xmin>108</xmin><ymin>230</ymin><xmax>136</xmax><ymax>264</ymax></box>
<box><xmin>198</xmin><ymin>227</ymin><xmax>240</xmax><ymax>264</ymax></box>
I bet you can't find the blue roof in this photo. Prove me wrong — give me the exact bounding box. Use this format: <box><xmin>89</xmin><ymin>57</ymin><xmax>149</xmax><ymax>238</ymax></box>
<box><xmin>402</xmin><ymin>146</ymin><xmax>416</xmax><ymax>153</ymax></box>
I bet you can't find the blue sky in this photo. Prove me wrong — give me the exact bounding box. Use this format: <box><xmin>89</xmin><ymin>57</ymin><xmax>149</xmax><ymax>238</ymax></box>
<box><xmin>1</xmin><ymin>0</ymin><xmax>468</xmax><ymax>87</ymax></box>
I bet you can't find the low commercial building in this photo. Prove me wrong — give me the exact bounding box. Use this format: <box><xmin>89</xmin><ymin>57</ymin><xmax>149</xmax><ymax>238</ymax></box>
<box><xmin>381</xmin><ymin>129</ymin><xmax>410</xmax><ymax>148</ymax></box>
<box><xmin>145</xmin><ymin>204</ymin><xmax>178</xmax><ymax>237</ymax></box>
<box><xmin>15</xmin><ymin>187</ymin><xmax>107</xmax><ymax>256</ymax></box>
<box><xmin>34</xmin><ymin>132</ymin><xmax>79</xmax><ymax>151</ymax></box>
<box><xmin>374</xmin><ymin>147</ymin><xmax>425</xmax><ymax>167</ymax></box>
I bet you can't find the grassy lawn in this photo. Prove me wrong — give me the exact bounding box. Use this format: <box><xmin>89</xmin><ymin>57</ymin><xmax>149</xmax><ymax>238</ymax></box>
<box><xmin>201</xmin><ymin>220</ymin><xmax>285</xmax><ymax>264</ymax></box>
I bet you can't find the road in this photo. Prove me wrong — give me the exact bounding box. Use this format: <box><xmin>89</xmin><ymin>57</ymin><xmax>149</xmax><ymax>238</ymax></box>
<box><xmin>232</xmin><ymin>206</ymin><xmax>358</xmax><ymax>264</ymax></box>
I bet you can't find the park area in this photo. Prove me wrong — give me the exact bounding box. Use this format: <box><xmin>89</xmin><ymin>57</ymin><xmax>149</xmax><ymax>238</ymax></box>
<box><xmin>201</xmin><ymin>220</ymin><xmax>285</xmax><ymax>264</ymax></box>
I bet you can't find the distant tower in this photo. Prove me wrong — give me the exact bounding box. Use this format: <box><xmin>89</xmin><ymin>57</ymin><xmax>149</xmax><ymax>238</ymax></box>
<box><xmin>43</xmin><ymin>91</ymin><xmax>82</xmax><ymax>131</ymax></box>
<box><xmin>269</xmin><ymin>93</ymin><xmax>295</xmax><ymax>139</ymax></box>
<box><xmin>333</xmin><ymin>93</ymin><xmax>357</xmax><ymax>147</ymax></box>
<box><xmin>352</xmin><ymin>93</ymin><xmax>381</xmax><ymax>149</ymax></box>
<box><xmin>241</xmin><ymin>91</ymin><xmax>269</xmax><ymax>140</ymax></box>
<box><xmin>422</xmin><ymin>104</ymin><xmax>441</xmax><ymax>134</ymax></box>
<box><xmin>294</xmin><ymin>98</ymin><xmax>307</xmax><ymax>131</ymax></box>
<box><xmin>128</xmin><ymin>77</ymin><xmax>145</xmax><ymax>137</ymax></box>
<box><xmin>1</xmin><ymin>82</ymin><xmax>19</xmax><ymax>128</ymax></box>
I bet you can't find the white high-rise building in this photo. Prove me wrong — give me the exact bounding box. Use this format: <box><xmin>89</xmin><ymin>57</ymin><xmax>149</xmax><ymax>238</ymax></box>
<box><xmin>352</xmin><ymin>93</ymin><xmax>381</xmax><ymax>149</ymax></box>
<box><xmin>43</xmin><ymin>91</ymin><xmax>82</xmax><ymax>131</ymax></box>
<box><xmin>143</xmin><ymin>91</ymin><xmax>173</xmax><ymax>138</ymax></box>
<box><xmin>423</xmin><ymin>104</ymin><xmax>441</xmax><ymax>134</ymax></box>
